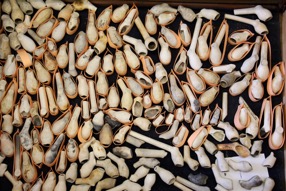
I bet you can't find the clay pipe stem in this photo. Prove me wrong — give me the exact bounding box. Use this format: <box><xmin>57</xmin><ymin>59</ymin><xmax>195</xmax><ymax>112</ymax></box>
<box><xmin>14</xmin><ymin>134</ymin><xmax>21</xmax><ymax>178</ymax></box>
<box><xmin>190</xmin><ymin>17</ymin><xmax>202</xmax><ymax>51</ymax></box>
<box><xmin>214</xmin><ymin>23</ymin><xmax>226</xmax><ymax>45</ymax></box>
<box><xmin>0</xmin><ymin>164</ymin><xmax>23</xmax><ymax>191</ymax></box>
<box><xmin>225</xmin><ymin>14</ymin><xmax>254</xmax><ymax>25</ymax></box>
<box><xmin>129</xmin><ymin>130</ymin><xmax>184</xmax><ymax>166</ymax></box>
<box><xmin>251</xmin><ymin>36</ymin><xmax>262</xmax><ymax>56</ymax></box>
<box><xmin>130</xmin><ymin>130</ymin><xmax>171</xmax><ymax>151</ymax></box>
<box><xmin>222</xmin><ymin>92</ymin><xmax>228</xmax><ymax>121</ymax></box>
<box><xmin>233</xmin><ymin>5</ymin><xmax>272</xmax><ymax>22</ymax></box>
<box><xmin>134</xmin><ymin>16</ymin><xmax>157</xmax><ymax>51</ymax></box>
<box><xmin>239</xmin><ymin>96</ymin><xmax>258</xmax><ymax>121</ymax></box>
<box><xmin>224</xmin><ymin>14</ymin><xmax>268</xmax><ymax>35</ymax></box>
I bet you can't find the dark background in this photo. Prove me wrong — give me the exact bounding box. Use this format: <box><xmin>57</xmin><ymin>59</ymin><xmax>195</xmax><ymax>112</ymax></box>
<box><xmin>0</xmin><ymin>2</ymin><xmax>285</xmax><ymax>191</ymax></box>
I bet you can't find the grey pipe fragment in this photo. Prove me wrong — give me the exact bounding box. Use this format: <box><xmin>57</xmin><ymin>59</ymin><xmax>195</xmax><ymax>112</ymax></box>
<box><xmin>239</xmin><ymin>175</ymin><xmax>263</xmax><ymax>190</ymax></box>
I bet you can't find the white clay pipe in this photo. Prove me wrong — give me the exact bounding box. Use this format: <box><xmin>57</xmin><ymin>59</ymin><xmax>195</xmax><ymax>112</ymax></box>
<box><xmin>125</xmin><ymin>135</ymin><xmax>145</xmax><ymax>147</ymax></box>
<box><xmin>55</xmin><ymin>72</ymin><xmax>70</xmax><ymax>111</ymax></box>
<box><xmin>46</xmin><ymin>87</ymin><xmax>58</xmax><ymax>115</ymax></box>
<box><xmin>19</xmin><ymin>117</ymin><xmax>33</xmax><ymax>151</ymax></box>
<box><xmin>80</xmin><ymin>152</ymin><xmax>96</xmax><ymax>178</ymax></box>
<box><xmin>212</xmin><ymin>64</ymin><xmax>236</xmax><ymax>73</ymax></box>
<box><xmin>187</xmin><ymin>17</ymin><xmax>203</xmax><ymax>70</ymax></box>
<box><xmin>135</xmin><ymin>148</ymin><xmax>167</xmax><ymax>158</ymax></box>
<box><xmin>75</xmin><ymin>168</ymin><xmax>104</xmax><ymax>186</ymax></box>
<box><xmin>176</xmin><ymin>176</ymin><xmax>211</xmax><ymax>191</ymax></box>
<box><xmin>239</xmin><ymin>96</ymin><xmax>259</xmax><ymax>139</ymax></box>
<box><xmin>225</xmin><ymin>14</ymin><xmax>268</xmax><ymax>35</ymax></box>
<box><xmin>195</xmin><ymin>147</ymin><xmax>211</xmax><ymax>168</ymax></box>
<box><xmin>172</xmin><ymin>126</ymin><xmax>187</xmax><ymax>146</ymax></box>
<box><xmin>241</xmin><ymin>36</ymin><xmax>261</xmax><ymax>73</ymax></box>
<box><xmin>222</xmin><ymin>92</ymin><xmax>228</xmax><ymax>121</ymax></box>
<box><xmin>256</xmin><ymin>41</ymin><xmax>269</xmax><ymax>82</ymax></box>
<box><xmin>39</xmin><ymin>87</ymin><xmax>49</xmax><ymax>117</ymax></box>
<box><xmin>212</xmin><ymin>164</ymin><xmax>233</xmax><ymax>190</ymax></box>
<box><xmin>72</xmin><ymin>0</ymin><xmax>97</xmax><ymax>11</ymax></box>
<box><xmin>57</xmin><ymin>150</ymin><xmax>67</xmax><ymax>173</ymax></box>
<box><xmin>143</xmin><ymin>173</ymin><xmax>156</xmax><ymax>191</ymax></box>
<box><xmin>66</xmin><ymin>163</ymin><xmax>78</xmax><ymax>183</ymax></box>
<box><xmin>154</xmin><ymin>166</ymin><xmax>175</xmax><ymax>185</ymax></box>
<box><xmin>210</xmin><ymin>23</ymin><xmax>227</xmax><ymax>66</ymax></box>
<box><xmin>203</xmin><ymin>139</ymin><xmax>218</xmax><ymax>155</ymax></box>
<box><xmin>88</xmin><ymin>80</ymin><xmax>98</xmax><ymax>113</ymax></box>
<box><xmin>29</xmin><ymin>178</ymin><xmax>43</xmax><ymax>191</ymax></box>
<box><xmin>209</xmin><ymin>126</ymin><xmax>225</xmax><ymax>142</ymax></box>
<box><xmin>129</xmin><ymin>130</ymin><xmax>184</xmax><ymax>167</ymax></box>
<box><xmin>130</xmin><ymin>166</ymin><xmax>150</xmax><ymax>182</ymax></box>
<box><xmin>197</xmin><ymin>25</ymin><xmax>211</xmax><ymax>59</ymax></box>
<box><xmin>117</xmin><ymin>78</ymin><xmax>133</xmax><ymax>111</ymax></box>
<box><xmin>197</xmin><ymin>8</ymin><xmax>220</xmax><ymax>20</ymax></box>
<box><xmin>217</xmin><ymin>121</ymin><xmax>239</xmax><ymax>142</ymax></box>
<box><xmin>68</xmin><ymin>43</ymin><xmax>77</xmax><ymax>77</ymax></box>
<box><xmin>95</xmin><ymin>178</ymin><xmax>116</xmax><ymax>191</ymax></box>
<box><xmin>81</xmin><ymin>101</ymin><xmax>90</xmax><ymax>120</ymax></box>
<box><xmin>134</xmin><ymin>17</ymin><xmax>158</xmax><ymax>51</ymax></box>
<box><xmin>234</xmin><ymin>5</ymin><xmax>272</xmax><ymax>22</ymax></box>
<box><xmin>239</xmin><ymin>133</ymin><xmax>252</xmax><ymax>149</ymax></box>
<box><xmin>262</xmin><ymin>152</ymin><xmax>276</xmax><ymax>168</ymax></box>
<box><xmin>181</xmin><ymin>83</ymin><xmax>200</xmax><ymax>113</ymax></box>
<box><xmin>159</xmin><ymin>119</ymin><xmax>179</xmax><ymax>139</ymax></box>
<box><xmin>228</xmin><ymin>159</ymin><xmax>252</xmax><ymax>172</ymax></box>
<box><xmin>107</xmin><ymin>152</ymin><xmax>129</xmax><ymax>179</ymax></box>
<box><xmin>78</xmin><ymin>138</ymin><xmax>94</xmax><ymax>163</ymax></box>
<box><xmin>17</xmin><ymin>67</ymin><xmax>25</xmax><ymax>93</ymax></box>
<box><xmin>133</xmin><ymin>158</ymin><xmax>160</xmax><ymax>169</ymax></box>
<box><xmin>215</xmin><ymin>151</ymin><xmax>229</xmax><ymax>172</ymax></box>
<box><xmin>123</xmin><ymin>34</ymin><xmax>148</xmax><ymax>56</ymax></box>
<box><xmin>54</xmin><ymin>174</ymin><xmax>66</xmax><ymax>191</ymax></box>
<box><xmin>271</xmin><ymin>105</ymin><xmax>284</xmax><ymax>148</ymax></box>
<box><xmin>0</xmin><ymin>164</ymin><xmax>23</xmax><ymax>191</ymax></box>
<box><xmin>183</xmin><ymin>145</ymin><xmax>199</xmax><ymax>171</ymax></box>
<box><xmin>96</xmin><ymin>159</ymin><xmax>119</xmax><ymax>178</ymax></box>
<box><xmin>260</xmin><ymin>99</ymin><xmax>271</xmax><ymax>135</ymax></box>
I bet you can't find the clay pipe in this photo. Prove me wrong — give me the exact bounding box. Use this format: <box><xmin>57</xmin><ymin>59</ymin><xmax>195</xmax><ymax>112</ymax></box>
<box><xmin>234</xmin><ymin>5</ymin><xmax>272</xmax><ymax>22</ymax></box>
<box><xmin>134</xmin><ymin>16</ymin><xmax>158</xmax><ymax>51</ymax></box>
<box><xmin>0</xmin><ymin>163</ymin><xmax>23</xmax><ymax>191</ymax></box>
<box><xmin>129</xmin><ymin>130</ymin><xmax>184</xmax><ymax>167</ymax></box>
<box><xmin>187</xmin><ymin>17</ymin><xmax>203</xmax><ymax>70</ymax></box>
<box><xmin>225</xmin><ymin>14</ymin><xmax>268</xmax><ymax>35</ymax></box>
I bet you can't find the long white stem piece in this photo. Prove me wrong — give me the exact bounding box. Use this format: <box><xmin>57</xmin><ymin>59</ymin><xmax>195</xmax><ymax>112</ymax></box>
<box><xmin>225</xmin><ymin>14</ymin><xmax>268</xmax><ymax>35</ymax></box>
<box><xmin>222</xmin><ymin>92</ymin><xmax>228</xmax><ymax>121</ymax></box>
<box><xmin>190</xmin><ymin>17</ymin><xmax>202</xmax><ymax>51</ymax></box>
<box><xmin>129</xmin><ymin>130</ymin><xmax>184</xmax><ymax>167</ymax></box>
